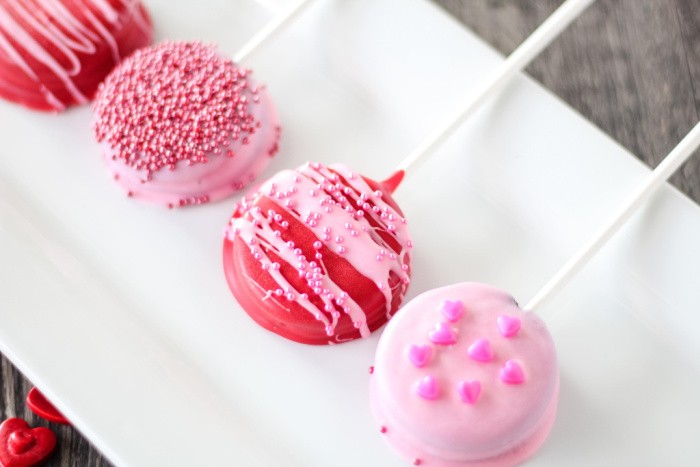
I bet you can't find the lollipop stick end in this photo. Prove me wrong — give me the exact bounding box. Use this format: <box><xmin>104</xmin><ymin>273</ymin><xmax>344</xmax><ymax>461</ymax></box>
<box><xmin>381</xmin><ymin>170</ymin><xmax>405</xmax><ymax>194</ymax></box>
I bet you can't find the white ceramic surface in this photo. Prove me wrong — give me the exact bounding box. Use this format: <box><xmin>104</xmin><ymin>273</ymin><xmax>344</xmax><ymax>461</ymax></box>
<box><xmin>1</xmin><ymin>0</ymin><xmax>699</xmax><ymax>465</ymax></box>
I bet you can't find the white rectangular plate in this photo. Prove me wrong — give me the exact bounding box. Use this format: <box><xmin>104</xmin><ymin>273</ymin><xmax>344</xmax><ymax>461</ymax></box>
<box><xmin>1</xmin><ymin>0</ymin><xmax>699</xmax><ymax>465</ymax></box>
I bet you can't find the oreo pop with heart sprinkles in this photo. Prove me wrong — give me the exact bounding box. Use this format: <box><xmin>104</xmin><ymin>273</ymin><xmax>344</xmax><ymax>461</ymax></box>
<box><xmin>93</xmin><ymin>41</ymin><xmax>281</xmax><ymax>207</ymax></box>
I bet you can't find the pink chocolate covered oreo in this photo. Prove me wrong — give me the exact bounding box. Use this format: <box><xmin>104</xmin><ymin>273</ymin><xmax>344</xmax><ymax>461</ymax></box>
<box><xmin>370</xmin><ymin>282</ymin><xmax>559</xmax><ymax>466</ymax></box>
<box><xmin>93</xmin><ymin>41</ymin><xmax>280</xmax><ymax>207</ymax></box>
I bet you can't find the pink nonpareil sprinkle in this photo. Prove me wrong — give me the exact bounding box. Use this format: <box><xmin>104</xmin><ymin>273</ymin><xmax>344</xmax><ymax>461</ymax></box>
<box><xmin>93</xmin><ymin>41</ymin><xmax>262</xmax><ymax>178</ymax></box>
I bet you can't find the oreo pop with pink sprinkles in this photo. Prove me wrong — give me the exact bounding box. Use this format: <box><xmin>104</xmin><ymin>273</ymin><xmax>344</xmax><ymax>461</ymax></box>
<box><xmin>93</xmin><ymin>41</ymin><xmax>280</xmax><ymax>207</ymax></box>
<box><xmin>223</xmin><ymin>162</ymin><xmax>412</xmax><ymax>345</ymax></box>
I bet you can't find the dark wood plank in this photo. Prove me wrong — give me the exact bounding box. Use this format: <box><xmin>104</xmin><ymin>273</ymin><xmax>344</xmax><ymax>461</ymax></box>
<box><xmin>1</xmin><ymin>355</ymin><xmax>110</xmax><ymax>466</ymax></box>
<box><xmin>674</xmin><ymin>0</ymin><xmax>700</xmax><ymax>201</ymax></box>
<box><xmin>436</xmin><ymin>0</ymin><xmax>700</xmax><ymax>204</ymax></box>
<box><xmin>675</xmin><ymin>0</ymin><xmax>700</xmax><ymax>115</ymax></box>
<box><xmin>3</xmin><ymin>1</ymin><xmax>700</xmax><ymax>465</ymax></box>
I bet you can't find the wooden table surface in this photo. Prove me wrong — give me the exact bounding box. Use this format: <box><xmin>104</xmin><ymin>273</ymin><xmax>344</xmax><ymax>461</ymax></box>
<box><xmin>2</xmin><ymin>1</ymin><xmax>699</xmax><ymax>465</ymax></box>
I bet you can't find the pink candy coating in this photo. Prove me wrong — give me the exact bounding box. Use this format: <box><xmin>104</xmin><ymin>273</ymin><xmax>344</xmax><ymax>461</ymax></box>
<box><xmin>370</xmin><ymin>282</ymin><xmax>559</xmax><ymax>466</ymax></box>
<box><xmin>93</xmin><ymin>41</ymin><xmax>280</xmax><ymax>207</ymax></box>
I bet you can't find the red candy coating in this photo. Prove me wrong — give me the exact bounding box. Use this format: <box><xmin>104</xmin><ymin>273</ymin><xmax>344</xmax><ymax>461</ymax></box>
<box><xmin>0</xmin><ymin>418</ymin><xmax>56</xmax><ymax>467</ymax></box>
<box><xmin>223</xmin><ymin>163</ymin><xmax>412</xmax><ymax>345</ymax></box>
<box><xmin>381</xmin><ymin>170</ymin><xmax>405</xmax><ymax>194</ymax></box>
<box><xmin>0</xmin><ymin>0</ymin><xmax>152</xmax><ymax>112</ymax></box>
<box><xmin>26</xmin><ymin>388</ymin><xmax>70</xmax><ymax>425</ymax></box>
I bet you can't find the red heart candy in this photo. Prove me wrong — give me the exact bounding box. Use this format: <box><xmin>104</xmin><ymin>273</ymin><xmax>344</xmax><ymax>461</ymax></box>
<box><xmin>8</xmin><ymin>432</ymin><xmax>34</xmax><ymax>455</ymax></box>
<box><xmin>0</xmin><ymin>418</ymin><xmax>56</xmax><ymax>467</ymax></box>
<box><xmin>26</xmin><ymin>388</ymin><xmax>70</xmax><ymax>425</ymax></box>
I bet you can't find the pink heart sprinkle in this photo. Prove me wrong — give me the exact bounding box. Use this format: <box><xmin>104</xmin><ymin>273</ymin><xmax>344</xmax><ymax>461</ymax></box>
<box><xmin>407</xmin><ymin>344</ymin><xmax>432</xmax><ymax>368</ymax></box>
<box><xmin>467</xmin><ymin>338</ymin><xmax>493</xmax><ymax>362</ymax></box>
<box><xmin>497</xmin><ymin>315</ymin><xmax>521</xmax><ymax>338</ymax></box>
<box><xmin>441</xmin><ymin>300</ymin><xmax>464</xmax><ymax>322</ymax></box>
<box><xmin>428</xmin><ymin>322</ymin><xmax>457</xmax><ymax>345</ymax></box>
<box><xmin>457</xmin><ymin>380</ymin><xmax>481</xmax><ymax>404</ymax></box>
<box><xmin>416</xmin><ymin>375</ymin><xmax>439</xmax><ymax>400</ymax></box>
<box><xmin>500</xmin><ymin>360</ymin><xmax>525</xmax><ymax>384</ymax></box>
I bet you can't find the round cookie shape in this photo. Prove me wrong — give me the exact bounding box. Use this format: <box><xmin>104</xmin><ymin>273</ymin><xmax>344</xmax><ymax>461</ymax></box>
<box><xmin>370</xmin><ymin>282</ymin><xmax>559</xmax><ymax>466</ymax></box>
<box><xmin>93</xmin><ymin>41</ymin><xmax>281</xmax><ymax>207</ymax></box>
<box><xmin>0</xmin><ymin>0</ymin><xmax>152</xmax><ymax>112</ymax></box>
<box><xmin>223</xmin><ymin>162</ymin><xmax>412</xmax><ymax>345</ymax></box>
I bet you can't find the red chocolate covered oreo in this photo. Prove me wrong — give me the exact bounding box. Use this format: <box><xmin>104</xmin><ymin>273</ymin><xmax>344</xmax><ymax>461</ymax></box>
<box><xmin>223</xmin><ymin>162</ymin><xmax>412</xmax><ymax>345</ymax></box>
<box><xmin>0</xmin><ymin>0</ymin><xmax>152</xmax><ymax>112</ymax></box>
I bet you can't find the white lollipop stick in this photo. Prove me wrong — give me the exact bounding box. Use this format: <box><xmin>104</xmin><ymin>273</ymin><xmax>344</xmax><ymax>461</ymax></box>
<box><xmin>526</xmin><ymin>121</ymin><xmax>700</xmax><ymax>311</ymax></box>
<box><xmin>234</xmin><ymin>0</ymin><xmax>317</xmax><ymax>63</ymax></box>
<box><xmin>396</xmin><ymin>0</ymin><xmax>596</xmax><ymax>173</ymax></box>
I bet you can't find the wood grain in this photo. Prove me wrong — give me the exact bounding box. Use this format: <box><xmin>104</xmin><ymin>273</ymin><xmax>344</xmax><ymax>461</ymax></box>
<box><xmin>1</xmin><ymin>356</ymin><xmax>109</xmax><ymax>466</ymax></box>
<box><xmin>437</xmin><ymin>0</ymin><xmax>700</xmax><ymax>203</ymax></box>
<box><xmin>2</xmin><ymin>1</ymin><xmax>699</xmax><ymax>465</ymax></box>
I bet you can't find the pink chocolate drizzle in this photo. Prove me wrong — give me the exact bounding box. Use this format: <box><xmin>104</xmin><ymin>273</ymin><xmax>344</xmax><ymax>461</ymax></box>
<box><xmin>225</xmin><ymin>162</ymin><xmax>412</xmax><ymax>340</ymax></box>
<box><xmin>0</xmin><ymin>0</ymin><xmax>151</xmax><ymax>111</ymax></box>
